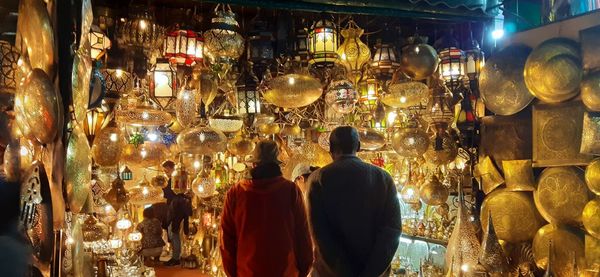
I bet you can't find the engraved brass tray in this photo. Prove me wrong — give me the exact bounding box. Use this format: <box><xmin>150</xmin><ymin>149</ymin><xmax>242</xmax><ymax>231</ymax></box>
<box><xmin>534</xmin><ymin>166</ymin><xmax>590</xmax><ymax>225</ymax></box>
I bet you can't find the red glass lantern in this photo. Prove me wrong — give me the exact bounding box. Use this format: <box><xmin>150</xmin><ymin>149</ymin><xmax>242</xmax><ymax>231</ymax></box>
<box><xmin>163</xmin><ymin>28</ymin><xmax>204</xmax><ymax>66</ymax></box>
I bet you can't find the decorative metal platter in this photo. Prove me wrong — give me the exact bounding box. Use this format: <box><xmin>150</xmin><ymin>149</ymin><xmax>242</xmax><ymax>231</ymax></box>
<box><xmin>534</xmin><ymin>166</ymin><xmax>590</xmax><ymax>225</ymax></box>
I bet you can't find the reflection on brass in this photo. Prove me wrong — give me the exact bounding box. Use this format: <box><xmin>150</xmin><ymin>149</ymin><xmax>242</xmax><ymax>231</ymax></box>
<box><xmin>480</xmin><ymin>114</ymin><xmax>532</xmax><ymax>168</ymax></box>
<box><xmin>524</xmin><ymin>38</ymin><xmax>581</xmax><ymax>103</ymax></box>
<box><xmin>65</xmin><ymin>125</ymin><xmax>92</xmax><ymax>213</ymax></box>
<box><xmin>586</xmin><ymin>158</ymin><xmax>600</xmax><ymax>195</ymax></box>
<box><xmin>586</xmin><ymin>235</ymin><xmax>600</xmax><ymax>269</ymax></box>
<box><xmin>583</xmin><ymin>199</ymin><xmax>600</xmax><ymax>239</ymax></box>
<box><xmin>581</xmin><ymin>112</ymin><xmax>600</xmax><ymax>155</ymax></box>
<box><xmin>481</xmin><ymin>189</ymin><xmax>544</xmax><ymax>243</ymax></box>
<box><xmin>71</xmin><ymin>46</ymin><xmax>92</xmax><ymax>124</ymax></box>
<box><xmin>446</xmin><ymin>186</ymin><xmax>481</xmax><ymax>274</ymax></box>
<box><xmin>479</xmin><ymin>213</ymin><xmax>509</xmax><ymax>274</ymax></box>
<box><xmin>581</xmin><ymin>25</ymin><xmax>600</xmax><ymax>71</ymax></box>
<box><xmin>533</xmin><ymin>224</ymin><xmax>585</xmax><ymax>277</ymax></box>
<box><xmin>263</xmin><ymin>74</ymin><xmax>323</xmax><ymax>108</ymax></box>
<box><xmin>502</xmin><ymin>160</ymin><xmax>535</xmax><ymax>192</ymax></box>
<box><xmin>480</xmin><ymin>44</ymin><xmax>533</xmax><ymax>116</ymax></box>
<box><xmin>532</xmin><ymin>101</ymin><xmax>593</xmax><ymax>167</ymax></box>
<box><xmin>475</xmin><ymin>156</ymin><xmax>504</xmax><ymax>194</ymax></box>
<box><xmin>17</xmin><ymin>0</ymin><xmax>55</xmax><ymax>76</ymax></box>
<box><xmin>581</xmin><ymin>71</ymin><xmax>600</xmax><ymax>111</ymax></box>
<box><xmin>534</xmin><ymin>166</ymin><xmax>590</xmax><ymax>225</ymax></box>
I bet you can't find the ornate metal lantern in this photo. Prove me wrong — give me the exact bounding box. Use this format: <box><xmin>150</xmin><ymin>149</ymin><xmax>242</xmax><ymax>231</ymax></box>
<box><xmin>203</xmin><ymin>5</ymin><xmax>244</xmax><ymax>64</ymax></box>
<box><xmin>308</xmin><ymin>14</ymin><xmax>338</xmax><ymax>67</ymax></box>
<box><xmin>120</xmin><ymin>166</ymin><xmax>133</xmax><ymax>181</ymax></box>
<box><xmin>371</xmin><ymin>39</ymin><xmax>400</xmax><ymax>80</ymax></box>
<box><xmin>336</xmin><ymin>19</ymin><xmax>371</xmax><ymax>83</ymax></box>
<box><xmin>89</xmin><ymin>25</ymin><xmax>111</xmax><ymax>60</ymax></box>
<box><xmin>293</xmin><ymin>19</ymin><xmax>309</xmax><ymax>62</ymax></box>
<box><xmin>83</xmin><ymin>108</ymin><xmax>107</xmax><ymax>144</ymax></box>
<box><xmin>465</xmin><ymin>34</ymin><xmax>485</xmax><ymax>81</ymax></box>
<box><xmin>163</xmin><ymin>27</ymin><xmax>203</xmax><ymax>66</ymax></box>
<box><xmin>0</xmin><ymin>41</ymin><xmax>19</xmax><ymax>95</ymax></box>
<box><xmin>247</xmin><ymin>20</ymin><xmax>275</xmax><ymax>64</ymax></box>
<box><xmin>358</xmin><ymin>73</ymin><xmax>381</xmax><ymax>114</ymax></box>
<box><xmin>325</xmin><ymin>78</ymin><xmax>359</xmax><ymax>114</ymax></box>
<box><xmin>237</xmin><ymin>67</ymin><xmax>261</xmax><ymax>114</ymax></box>
<box><xmin>149</xmin><ymin>58</ymin><xmax>177</xmax><ymax>110</ymax></box>
<box><xmin>115</xmin><ymin>5</ymin><xmax>165</xmax><ymax>53</ymax></box>
<box><xmin>435</xmin><ymin>32</ymin><xmax>466</xmax><ymax>90</ymax></box>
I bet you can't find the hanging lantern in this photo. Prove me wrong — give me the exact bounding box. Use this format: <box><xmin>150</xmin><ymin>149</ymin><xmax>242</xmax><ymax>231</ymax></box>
<box><xmin>465</xmin><ymin>34</ymin><xmax>485</xmax><ymax>81</ymax></box>
<box><xmin>203</xmin><ymin>5</ymin><xmax>244</xmax><ymax>64</ymax></box>
<box><xmin>391</xmin><ymin>117</ymin><xmax>430</xmax><ymax>158</ymax></box>
<box><xmin>192</xmin><ymin>166</ymin><xmax>216</xmax><ymax>198</ymax></box>
<box><xmin>104</xmin><ymin>176</ymin><xmax>128</xmax><ymax>211</ymax></box>
<box><xmin>435</xmin><ymin>31</ymin><xmax>466</xmax><ymax>90</ymax></box>
<box><xmin>424</xmin><ymin>129</ymin><xmax>458</xmax><ymax>166</ymax></box>
<box><xmin>371</xmin><ymin>39</ymin><xmax>400</xmax><ymax>80</ymax></box>
<box><xmin>120</xmin><ymin>166</ymin><xmax>133</xmax><ymax>181</ymax></box>
<box><xmin>163</xmin><ymin>27</ymin><xmax>203</xmax><ymax>66</ymax></box>
<box><xmin>177</xmin><ymin>125</ymin><xmax>227</xmax><ymax>155</ymax></box>
<box><xmin>401</xmin><ymin>178</ymin><xmax>421</xmax><ymax>205</ymax></box>
<box><xmin>89</xmin><ymin>25</ymin><xmax>111</xmax><ymax>60</ymax></box>
<box><xmin>262</xmin><ymin>60</ymin><xmax>323</xmax><ymax>109</ymax></box>
<box><xmin>247</xmin><ymin>20</ymin><xmax>275</xmax><ymax>64</ymax></box>
<box><xmin>0</xmin><ymin>41</ymin><xmax>19</xmax><ymax>95</ymax></box>
<box><xmin>381</xmin><ymin>71</ymin><xmax>429</xmax><ymax>109</ymax></box>
<box><xmin>308</xmin><ymin>14</ymin><xmax>339</xmax><ymax>67</ymax></box>
<box><xmin>336</xmin><ymin>19</ymin><xmax>371</xmax><ymax>82</ymax></box>
<box><xmin>149</xmin><ymin>58</ymin><xmax>177</xmax><ymax>110</ymax></box>
<box><xmin>92</xmin><ymin>122</ymin><xmax>124</xmax><ymax>167</ymax></box>
<box><xmin>175</xmin><ymin>85</ymin><xmax>198</xmax><ymax>128</ymax></box>
<box><xmin>423</xmin><ymin>79</ymin><xmax>456</xmax><ymax>128</ymax></box>
<box><xmin>293</xmin><ymin>19</ymin><xmax>309</xmax><ymax>62</ymax></box>
<box><xmin>358</xmin><ymin>128</ymin><xmax>386</xmax><ymax>151</ymax></box>
<box><xmin>83</xmin><ymin>108</ymin><xmax>107</xmax><ymax>145</ymax></box>
<box><xmin>115</xmin><ymin>5</ymin><xmax>165</xmax><ymax>53</ymax></box>
<box><xmin>358</xmin><ymin>73</ymin><xmax>381</xmax><ymax>114</ymax></box>
<box><xmin>121</xmin><ymin>142</ymin><xmax>169</xmax><ymax>168</ymax></box>
<box><xmin>101</xmin><ymin>68</ymin><xmax>132</xmax><ymax>111</ymax></box>
<box><xmin>237</xmin><ymin>68</ymin><xmax>261</xmax><ymax>114</ymax></box>
<box><xmin>325</xmin><ymin>79</ymin><xmax>359</xmax><ymax>114</ymax></box>
<box><xmin>209</xmin><ymin>114</ymin><xmax>244</xmax><ymax>134</ymax></box>
<box><xmin>400</xmin><ymin>35</ymin><xmax>439</xmax><ymax>81</ymax></box>
<box><xmin>227</xmin><ymin>135</ymin><xmax>255</xmax><ymax>157</ymax></box>
<box><xmin>116</xmin><ymin>95</ymin><xmax>172</xmax><ymax>127</ymax></box>
<box><xmin>128</xmin><ymin>176</ymin><xmax>164</xmax><ymax>205</ymax></box>
<box><xmin>420</xmin><ymin>174</ymin><xmax>449</xmax><ymax>206</ymax></box>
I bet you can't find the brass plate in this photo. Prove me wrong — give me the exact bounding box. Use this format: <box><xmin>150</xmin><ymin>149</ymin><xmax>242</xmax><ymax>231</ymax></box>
<box><xmin>480</xmin><ymin>44</ymin><xmax>533</xmax><ymax>116</ymax></box>
<box><xmin>502</xmin><ymin>160</ymin><xmax>535</xmax><ymax>192</ymax></box>
<box><xmin>586</xmin><ymin>235</ymin><xmax>600</xmax><ymax>269</ymax></box>
<box><xmin>65</xmin><ymin>125</ymin><xmax>92</xmax><ymax>213</ymax></box>
<box><xmin>524</xmin><ymin>38</ymin><xmax>581</xmax><ymax>103</ymax></box>
<box><xmin>71</xmin><ymin>46</ymin><xmax>92</xmax><ymax>124</ymax></box>
<box><xmin>534</xmin><ymin>166</ymin><xmax>590</xmax><ymax>225</ymax></box>
<box><xmin>533</xmin><ymin>224</ymin><xmax>585</xmax><ymax>277</ymax></box>
<box><xmin>583</xmin><ymin>199</ymin><xmax>600</xmax><ymax>239</ymax></box>
<box><xmin>581</xmin><ymin>112</ymin><xmax>600</xmax><ymax>155</ymax></box>
<box><xmin>585</xmin><ymin>158</ymin><xmax>600</xmax><ymax>195</ymax></box>
<box><xmin>475</xmin><ymin>156</ymin><xmax>504</xmax><ymax>195</ymax></box>
<box><xmin>16</xmin><ymin>0</ymin><xmax>55</xmax><ymax>76</ymax></box>
<box><xmin>532</xmin><ymin>101</ymin><xmax>593</xmax><ymax>167</ymax></box>
<box><xmin>581</xmin><ymin>72</ymin><xmax>600</xmax><ymax>111</ymax></box>
<box><xmin>480</xmin><ymin>113</ymin><xmax>532</xmax><ymax>168</ymax></box>
<box><xmin>481</xmin><ymin>189</ymin><xmax>544</xmax><ymax>243</ymax></box>
<box><xmin>581</xmin><ymin>25</ymin><xmax>600</xmax><ymax>71</ymax></box>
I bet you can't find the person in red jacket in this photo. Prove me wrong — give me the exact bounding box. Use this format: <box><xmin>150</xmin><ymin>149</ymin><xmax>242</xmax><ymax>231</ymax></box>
<box><xmin>220</xmin><ymin>140</ymin><xmax>313</xmax><ymax>277</ymax></box>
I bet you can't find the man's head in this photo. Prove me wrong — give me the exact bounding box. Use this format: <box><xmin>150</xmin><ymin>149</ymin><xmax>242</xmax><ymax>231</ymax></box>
<box><xmin>250</xmin><ymin>140</ymin><xmax>282</xmax><ymax>167</ymax></box>
<box><xmin>162</xmin><ymin>160</ymin><xmax>175</xmax><ymax>177</ymax></box>
<box><xmin>329</xmin><ymin>126</ymin><xmax>360</xmax><ymax>160</ymax></box>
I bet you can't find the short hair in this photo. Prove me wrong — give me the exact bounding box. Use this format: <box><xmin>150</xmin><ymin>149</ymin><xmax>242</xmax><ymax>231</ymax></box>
<box><xmin>162</xmin><ymin>160</ymin><xmax>175</xmax><ymax>169</ymax></box>
<box><xmin>329</xmin><ymin>126</ymin><xmax>360</xmax><ymax>154</ymax></box>
<box><xmin>143</xmin><ymin>206</ymin><xmax>154</xmax><ymax>219</ymax></box>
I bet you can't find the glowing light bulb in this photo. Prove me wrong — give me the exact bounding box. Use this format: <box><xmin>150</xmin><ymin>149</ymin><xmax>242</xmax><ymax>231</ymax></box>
<box><xmin>400</xmin><ymin>96</ymin><xmax>407</xmax><ymax>103</ymax></box>
<box><xmin>198</xmin><ymin>186</ymin><xmax>204</xmax><ymax>193</ymax></box>
<box><xmin>405</xmin><ymin>188</ymin><xmax>414</xmax><ymax>196</ymax></box>
<box><xmin>288</xmin><ymin>76</ymin><xmax>295</xmax><ymax>85</ymax></box>
<box><xmin>142</xmin><ymin>187</ymin><xmax>149</xmax><ymax>196</ymax></box>
<box><xmin>141</xmin><ymin>111</ymin><xmax>149</xmax><ymax>120</ymax></box>
<box><xmin>104</xmin><ymin>205</ymin><xmax>112</xmax><ymax>213</ymax></box>
<box><xmin>182</xmin><ymin>92</ymin><xmax>191</xmax><ymax>101</ymax></box>
<box><xmin>115</xmin><ymin>69</ymin><xmax>123</xmax><ymax>78</ymax></box>
<box><xmin>387</xmin><ymin>111</ymin><xmax>397</xmax><ymax>125</ymax></box>
<box><xmin>140</xmin><ymin>149</ymin><xmax>148</xmax><ymax>158</ymax></box>
<box><xmin>407</xmin><ymin>137</ymin><xmax>416</xmax><ymax>145</ymax></box>
<box><xmin>193</xmin><ymin>160</ymin><xmax>201</xmax><ymax>170</ymax></box>
<box><xmin>199</xmin><ymin>133</ymin><xmax>206</xmax><ymax>142</ymax></box>
<box><xmin>66</xmin><ymin>236</ymin><xmax>75</xmax><ymax>245</ymax></box>
<box><xmin>147</xmin><ymin>132</ymin><xmax>158</xmax><ymax>142</ymax></box>
<box><xmin>109</xmin><ymin>133</ymin><xmax>118</xmax><ymax>142</ymax></box>
<box><xmin>19</xmin><ymin>146</ymin><xmax>28</xmax><ymax>156</ymax></box>
<box><xmin>461</xmin><ymin>264</ymin><xmax>470</xmax><ymax>272</ymax></box>
<box><xmin>139</xmin><ymin>20</ymin><xmax>147</xmax><ymax>30</ymax></box>
<box><xmin>492</xmin><ymin>29</ymin><xmax>504</xmax><ymax>40</ymax></box>
<box><xmin>341</xmin><ymin>53</ymin><xmax>347</xmax><ymax>60</ymax></box>
<box><xmin>155</xmin><ymin>73</ymin><xmax>168</xmax><ymax>85</ymax></box>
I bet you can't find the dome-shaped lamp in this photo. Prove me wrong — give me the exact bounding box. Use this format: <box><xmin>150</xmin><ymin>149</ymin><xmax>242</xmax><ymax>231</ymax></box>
<box><xmin>203</xmin><ymin>4</ymin><xmax>244</xmax><ymax>64</ymax></box>
<box><xmin>128</xmin><ymin>175</ymin><xmax>164</xmax><ymax>205</ymax></box>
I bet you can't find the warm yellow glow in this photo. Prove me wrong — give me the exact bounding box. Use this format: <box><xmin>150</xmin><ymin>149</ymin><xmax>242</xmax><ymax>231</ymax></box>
<box><xmin>141</xmin><ymin>111</ymin><xmax>150</xmax><ymax>120</ymax></box>
<box><xmin>139</xmin><ymin>20</ymin><xmax>147</xmax><ymax>30</ymax></box>
<box><xmin>140</xmin><ymin>149</ymin><xmax>148</xmax><ymax>158</ymax></box>
<box><xmin>146</xmin><ymin>132</ymin><xmax>158</xmax><ymax>142</ymax></box>
<box><xmin>109</xmin><ymin>238</ymin><xmax>122</xmax><ymax>249</ymax></box>
<box><xmin>128</xmin><ymin>231</ymin><xmax>143</xmax><ymax>242</ymax></box>
<box><xmin>461</xmin><ymin>264</ymin><xmax>469</xmax><ymax>272</ymax></box>
<box><xmin>387</xmin><ymin>111</ymin><xmax>397</xmax><ymax>125</ymax></box>
<box><xmin>288</xmin><ymin>76</ymin><xmax>295</xmax><ymax>85</ymax></box>
<box><xmin>116</xmin><ymin>218</ymin><xmax>132</xmax><ymax>230</ymax></box>
<box><xmin>66</xmin><ymin>236</ymin><xmax>75</xmax><ymax>245</ymax></box>
<box><xmin>155</xmin><ymin>73</ymin><xmax>169</xmax><ymax>86</ymax></box>
<box><xmin>19</xmin><ymin>146</ymin><xmax>29</xmax><ymax>156</ymax></box>
<box><xmin>115</xmin><ymin>69</ymin><xmax>123</xmax><ymax>77</ymax></box>
<box><xmin>400</xmin><ymin>96</ymin><xmax>407</xmax><ymax>103</ymax></box>
<box><xmin>193</xmin><ymin>160</ymin><xmax>201</xmax><ymax>170</ymax></box>
<box><xmin>109</xmin><ymin>133</ymin><xmax>118</xmax><ymax>142</ymax></box>
<box><xmin>142</xmin><ymin>186</ymin><xmax>149</xmax><ymax>196</ymax></box>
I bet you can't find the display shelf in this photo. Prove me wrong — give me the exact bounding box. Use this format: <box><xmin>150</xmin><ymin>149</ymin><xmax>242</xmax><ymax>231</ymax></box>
<box><xmin>400</xmin><ymin>234</ymin><xmax>448</xmax><ymax>246</ymax></box>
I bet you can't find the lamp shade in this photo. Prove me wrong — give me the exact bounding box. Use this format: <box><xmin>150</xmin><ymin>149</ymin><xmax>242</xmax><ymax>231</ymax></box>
<box><xmin>121</xmin><ymin>142</ymin><xmax>169</xmax><ymax>167</ymax></box>
<box><xmin>177</xmin><ymin>125</ymin><xmax>227</xmax><ymax>155</ymax></box>
<box><xmin>381</xmin><ymin>71</ymin><xmax>429</xmax><ymax>109</ymax></box>
<box><xmin>128</xmin><ymin>176</ymin><xmax>164</xmax><ymax>205</ymax></box>
<box><xmin>104</xmin><ymin>176</ymin><xmax>128</xmax><ymax>211</ymax></box>
<box><xmin>308</xmin><ymin>15</ymin><xmax>338</xmax><ymax>67</ymax></box>
<box><xmin>0</xmin><ymin>41</ymin><xmax>20</xmax><ymax>94</ymax></box>
<box><xmin>115</xmin><ymin>6</ymin><xmax>165</xmax><ymax>52</ymax></box>
<box><xmin>116</xmin><ymin>98</ymin><xmax>172</xmax><ymax>127</ymax></box>
<box><xmin>149</xmin><ymin>58</ymin><xmax>177</xmax><ymax>110</ymax></box>
<box><xmin>203</xmin><ymin>6</ymin><xmax>244</xmax><ymax>63</ymax></box>
<box><xmin>262</xmin><ymin>73</ymin><xmax>322</xmax><ymax>109</ymax></box>
<box><xmin>371</xmin><ymin>41</ymin><xmax>399</xmax><ymax>79</ymax></box>
<box><xmin>89</xmin><ymin>25</ymin><xmax>111</xmax><ymax>60</ymax></box>
<box><xmin>325</xmin><ymin>79</ymin><xmax>358</xmax><ymax>114</ymax></box>
<box><xmin>91</xmin><ymin>123</ymin><xmax>125</xmax><ymax>167</ymax></box>
<box><xmin>163</xmin><ymin>28</ymin><xmax>203</xmax><ymax>66</ymax></box>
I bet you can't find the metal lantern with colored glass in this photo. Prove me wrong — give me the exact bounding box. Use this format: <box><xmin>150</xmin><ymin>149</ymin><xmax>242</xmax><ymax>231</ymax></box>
<box><xmin>465</xmin><ymin>35</ymin><xmax>485</xmax><ymax>82</ymax></box>
<box><xmin>149</xmin><ymin>58</ymin><xmax>177</xmax><ymax>110</ymax></box>
<box><xmin>435</xmin><ymin>31</ymin><xmax>466</xmax><ymax>90</ymax></box>
<box><xmin>336</xmin><ymin>19</ymin><xmax>371</xmax><ymax>83</ymax></box>
<box><xmin>115</xmin><ymin>5</ymin><xmax>165</xmax><ymax>53</ymax></box>
<box><xmin>358</xmin><ymin>72</ymin><xmax>380</xmax><ymax>114</ymax></box>
<box><xmin>83</xmin><ymin>108</ymin><xmax>108</xmax><ymax>145</ymax></box>
<box><xmin>325</xmin><ymin>79</ymin><xmax>359</xmax><ymax>114</ymax></box>
<box><xmin>308</xmin><ymin>14</ymin><xmax>338</xmax><ymax>67</ymax></box>
<box><xmin>163</xmin><ymin>28</ymin><xmax>203</xmax><ymax>66</ymax></box>
<box><xmin>371</xmin><ymin>39</ymin><xmax>400</xmax><ymax>80</ymax></box>
<box><xmin>203</xmin><ymin>5</ymin><xmax>244</xmax><ymax>64</ymax></box>
<box><xmin>89</xmin><ymin>25</ymin><xmax>111</xmax><ymax>60</ymax></box>
<box><xmin>237</xmin><ymin>67</ymin><xmax>261</xmax><ymax>115</ymax></box>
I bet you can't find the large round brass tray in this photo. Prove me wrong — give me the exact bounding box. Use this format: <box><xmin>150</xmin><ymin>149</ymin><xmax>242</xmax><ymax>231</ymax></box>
<box><xmin>534</xmin><ymin>166</ymin><xmax>590</xmax><ymax>225</ymax></box>
<box><xmin>585</xmin><ymin>158</ymin><xmax>600</xmax><ymax>195</ymax></box>
<box><xmin>532</xmin><ymin>224</ymin><xmax>584</xmax><ymax>277</ymax></box>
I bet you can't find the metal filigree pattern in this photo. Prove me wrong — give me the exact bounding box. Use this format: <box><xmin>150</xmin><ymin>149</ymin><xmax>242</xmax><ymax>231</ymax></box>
<box><xmin>581</xmin><ymin>112</ymin><xmax>600</xmax><ymax>155</ymax></box>
<box><xmin>0</xmin><ymin>41</ymin><xmax>19</xmax><ymax>93</ymax></box>
<box><xmin>203</xmin><ymin>8</ymin><xmax>244</xmax><ymax>63</ymax></box>
<box><xmin>534</xmin><ymin>167</ymin><xmax>590</xmax><ymax>225</ymax></box>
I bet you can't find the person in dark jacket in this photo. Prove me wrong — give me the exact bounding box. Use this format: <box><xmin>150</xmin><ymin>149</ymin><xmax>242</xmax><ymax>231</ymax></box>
<box><xmin>306</xmin><ymin>126</ymin><xmax>402</xmax><ymax>277</ymax></box>
<box><xmin>220</xmin><ymin>140</ymin><xmax>313</xmax><ymax>277</ymax></box>
<box><xmin>164</xmin><ymin>192</ymin><xmax>192</xmax><ymax>266</ymax></box>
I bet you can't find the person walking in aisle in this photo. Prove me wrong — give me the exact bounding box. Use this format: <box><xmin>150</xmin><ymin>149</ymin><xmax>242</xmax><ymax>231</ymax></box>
<box><xmin>220</xmin><ymin>140</ymin><xmax>313</xmax><ymax>277</ymax></box>
<box><xmin>307</xmin><ymin>126</ymin><xmax>402</xmax><ymax>277</ymax></box>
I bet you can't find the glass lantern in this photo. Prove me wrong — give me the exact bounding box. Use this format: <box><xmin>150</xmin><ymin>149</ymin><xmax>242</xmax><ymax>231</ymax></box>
<box><xmin>149</xmin><ymin>58</ymin><xmax>177</xmax><ymax>110</ymax></box>
<box><xmin>203</xmin><ymin>5</ymin><xmax>244</xmax><ymax>64</ymax></box>
<box><xmin>308</xmin><ymin>14</ymin><xmax>338</xmax><ymax>67</ymax></box>
<box><xmin>237</xmin><ymin>68</ymin><xmax>261</xmax><ymax>115</ymax></box>
<box><xmin>358</xmin><ymin>73</ymin><xmax>381</xmax><ymax>114</ymax></box>
<box><xmin>336</xmin><ymin>19</ymin><xmax>371</xmax><ymax>83</ymax></box>
<box><xmin>437</xmin><ymin>47</ymin><xmax>466</xmax><ymax>91</ymax></box>
<box><xmin>465</xmin><ymin>37</ymin><xmax>485</xmax><ymax>81</ymax></box>
<box><xmin>120</xmin><ymin>166</ymin><xmax>133</xmax><ymax>181</ymax></box>
<box><xmin>370</xmin><ymin>40</ymin><xmax>400</xmax><ymax>80</ymax></box>
<box><xmin>293</xmin><ymin>19</ymin><xmax>309</xmax><ymax>63</ymax></box>
<box><xmin>83</xmin><ymin>108</ymin><xmax>107</xmax><ymax>145</ymax></box>
<box><xmin>163</xmin><ymin>28</ymin><xmax>203</xmax><ymax>66</ymax></box>
<box><xmin>247</xmin><ymin>20</ymin><xmax>275</xmax><ymax>64</ymax></box>
<box><xmin>89</xmin><ymin>25</ymin><xmax>111</xmax><ymax>60</ymax></box>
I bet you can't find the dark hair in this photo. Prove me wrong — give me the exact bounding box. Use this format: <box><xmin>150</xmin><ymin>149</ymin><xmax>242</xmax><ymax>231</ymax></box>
<box><xmin>162</xmin><ymin>160</ymin><xmax>175</xmax><ymax>169</ymax></box>
<box><xmin>143</xmin><ymin>206</ymin><xmax>155</xmax><ymax>219</ymax></box>
<box><xmin>0</xmin><ymin>178</ymin><xmax>21</xmax><ymax>234</ymax></box>
<box><xmin>329</xmin><ymin>126</ymin><xmax>360</xmax><ymax>154</ymax></box>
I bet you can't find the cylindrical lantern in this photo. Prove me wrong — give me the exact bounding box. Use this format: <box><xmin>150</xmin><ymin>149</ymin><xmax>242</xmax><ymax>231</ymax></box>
<box><xmin>163</xmin><ymin>27</ymin><xmax>203</xmax><ymax>66</ymax></box>
<box><xmin>237</xmin><ymin>68</ymin><xmax>261</xmax><ymax>114</ymax></box>
<box><xmin>149</xmin><ymin>58</ymin><xmax>177</xmax><ymax>110</ymax></box>
<box><xmin>247</xmin><ymin>20</ymin><xmax>275</xmax><ymax>64</ymax></box>
<box><xmin>89</xmin><ymin>25</ymin><xmax>111</xmax><ymax>60</ymax></box>
<box><xmin>358</xmin><ymin>74</ymin><xmax>380</xmax><ymax>114</ymax></box>
<box><xmin>370</xmin><ymin>40</ymin><xmax>400</xmax><ymax>80</ymax></box>
<box><xmin>308</xmin><ymin>14</ymin><xmax>338</xmax><ymax>67</ymax></box>
<box><xmin>465</xmin><ymin>36</ymin><xmax>485</xmax><ymax>81</ymax></box>
<box><xmin>83</xmin><ymin>108</ymin><xmax>107</xmax><ymax>145</ymax></box>
<box><xmin>293</xmin><ymin>19</ymin><xmax>309</xmax><ymax>62</ymax></box>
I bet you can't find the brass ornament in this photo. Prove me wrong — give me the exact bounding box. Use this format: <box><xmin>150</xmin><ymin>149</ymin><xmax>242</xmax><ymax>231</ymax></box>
<box><xmin>257</xmin><ymin>123</ymin><xmax>281</xmax><ymax>135</ymax></box>
<box><xmin>121</xmin><ymin>142</ymin><xmax>169</xmax><ymax>168</ymax></box>
<box><xmin>481</xmin><ymin>189</ymin><xmax>544</xmax><ymax>243</ymax></box>
<box><xmin>0</xmin><ymin>41</ymin><xmax>20</xmax><ymax>94</ymax></box>
<box><xmin>400</xmin><ymin>37</ymin><xmax>439</xmax><ymax>80</ymax></box>
<box><xmin>336</xmin><ymin>20</ymin><xmax>371</xmax><ymax>82</ymax></box>
<box><xmin>16</xmin><ymin>0</ymin><xmax>55</xmax><ymax>76</ymax></box>
<box><xmin>506</xmin><ymin>242</ymin><xmax>537</xmax><ymax>277</ymax></box>
<box><xmin>502</xmin><ymin>160</ymin><xmax>535</xmax><ymax>192</ymax></box>
<box><xmin>534</xmin><ymin>166</ymin><xmax>590</xmax><ymax>225</ymax></box>
<box><xmin>71</xmin><ymin>41</ymin><xmax>92</xmax><ymax>123</ymax></box>
<box><xmin>532</xmin><ymin>101</ymin><xmax>593</xmax><ymax>167</ymax></box>
<box><xmin>419</xmin><ymin>174</ymin><xmax>449</xmax><ymax>206</ymax></box>
<box><xmin>381</xmin><ymin>71</ymin><xmax>429</xmax><ymax>108</ymax></box>
<box><xmin>480</xmin><ymin>114</ymin><xmax>532</xmax><ymax>166</ymax></box>
<box><xmin>283</xmin><ymin>143</ymin><xmax>332</xmax><ymax>180</ymax></box>
<box><xmin>197</xmin><ymin>67</ymin><xmax>218</xmax><ymax>108</ymax></box>
<box><xmin>479</xmin><ymin>213</ymin><xmax>509</xmax><ymax>274</ymax></box>
<box><xmin>581</xmin><ymin>112</ymin><xmax>600</xmax><ymax>155</ymax></box>
<box><xmin>65</xmin><ymin>125</ymin><xmax>92</xmax><ymax>213</ymax></box>
<box><xmin>91</xmin><ymin>125</ymin><xmax>124</xmax><ymax>167</ymax></box>
<box><xmin>583</xmin><ymin>198</ymin><xmax>600</xmax><ymax>239</ymax></box>
<box><xmin>82</xmin><ymin>215</ymin><xmax>109</xmax><ymax>242</ymax></box>
<box><xmin>446</xmin><ymin>185</ymin><xmax>481</xmax><ymax>274</ymax></box>
<box><xmin>524</xmin><ymin>38</ymin><xmax>582</xmax><ymax>103</ymax></box>
<box><xmin>423</xmin><ymin>131</ymin><xmax>458</xmax><ymax>166</ymax></box>
<box><xmin>177</xmin><ymin>125</ymin><xmax>227</xmax><ymax>155</ymax></box>
<box><xmin>585</xmin><ymin>234</ymin><xmax>600</xmax><ymax>269</ymax></box>
<box><xmin>532</xmin><ymin>224</ymin><xmax>585</xmax><ymax>277</ymax></box>
<box><xmin>104</xmin><ymin>177</ymin><xmax>128</xmax><ymax>212</ymax></box>
<box><xmin>358</xmin><ymin>128</ymin><xmax>386</xmax><ymax>151</ymax></box>
<box><xmin>128</xmin><ymin>176</ymin><xmax>164</xmax><ymax>205</ymax></box>
<box><xmin>585</xmin><ymin>158</ymin><xmax>600</xmax><ymax>195</ymax></box>
<box><xmin>480</xmin><ymin>44</ymin><xmax>533</xmax><ymax>116</ymax></box>
<box><xmin>475</xmin><ymin>156</ymin><xmax>505</xmax><ymax>195</ymax></box>
<box><xmin>581</xmin><ymin>71</ymin><xmax>600</xmax><ymax>111</ymax></box>
<box><xmin>175</xmin><ymin>87</ymin><xmax>198</xmax><ymax>128</ymax></box>
<box><xmin>209</xmin><ymin>115</ymin><xmax>244</xmax><ymax>134</ymax></box>
<box><xmin>15</xmin><ymin>68</ymin><xmax>62</xmax><ymax>145</ymax></box>
<box><xmin>227</xmin><ymin>135</ymin><xmax>255</xmax><ymax>157</ymax></box>
<box><xmin>262</xmin><ymin>73</ymin><xmax>322</xmax><ymax>109</ymax></box>
<box><xmin>390</xmin><ymin>124</ymin><xmax>430</xmax><ymax>158</ymax></box>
